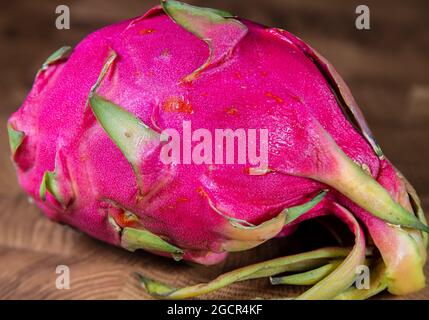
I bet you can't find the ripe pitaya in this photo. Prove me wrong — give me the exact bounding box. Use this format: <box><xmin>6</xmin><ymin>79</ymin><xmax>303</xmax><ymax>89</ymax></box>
<box><xmin>7</xmin><ymin>0</ymin><xmax>427</xmax><ymax>299</ymax></box>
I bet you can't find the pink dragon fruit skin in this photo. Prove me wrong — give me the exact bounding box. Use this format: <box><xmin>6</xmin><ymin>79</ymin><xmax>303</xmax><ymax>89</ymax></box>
<box><xmin>7</xmin><ymin>1</ymin><xmax>428</xmax><ymax>299</ymax></box>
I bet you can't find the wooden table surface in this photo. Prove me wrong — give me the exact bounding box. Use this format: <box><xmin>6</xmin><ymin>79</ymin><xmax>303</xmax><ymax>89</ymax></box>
<box><xmin>1</xmin><ymin>0</ymin><xmax>428</xmax><ymax>299</ymax></box>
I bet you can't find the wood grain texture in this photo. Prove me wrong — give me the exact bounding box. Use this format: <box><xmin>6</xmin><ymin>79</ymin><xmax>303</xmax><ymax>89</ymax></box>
<box><xmin>0</xmin><ymin>0</ymin><xmax>428</xmax><ymax>299</ymax></box>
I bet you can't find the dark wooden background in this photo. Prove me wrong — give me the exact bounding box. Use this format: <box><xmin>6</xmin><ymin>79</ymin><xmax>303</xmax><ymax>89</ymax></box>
<box><xmin>1</xmin><ymin>0</ymin><xmax>428</xmax><ymax>299</ymax></box>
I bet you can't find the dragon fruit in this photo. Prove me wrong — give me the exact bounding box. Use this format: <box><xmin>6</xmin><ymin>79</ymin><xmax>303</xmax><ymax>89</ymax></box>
<box><xmin>7</xmin><ymin>0</ymin><xmax>427</xmax><ymax>299</ymax></box>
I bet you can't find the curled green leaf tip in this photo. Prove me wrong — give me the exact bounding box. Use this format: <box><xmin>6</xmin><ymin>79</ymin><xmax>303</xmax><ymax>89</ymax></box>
<box><xmin>39</xmin><ymin>171</ymin><xmax>62</xmax><ymax>202</ymax></box>
<box><xmin>284</xmin><ymin>190</ymin><xmax>328</xmax><ymax>224</ymax></box>
<box><xmin>161</xmin><ymin>0</ymin><xmax>246</xmax><ymax>82</ymax></box>
<box><xmin>41</xmin><ymin>46</ymin><xmax>71</xmax><ymax>71</ymax></box>
<box><xmin>7</xmin><ymin>124</ymin><xmax>24</xmax><ymax>155</ymax></box>
<box><xmin>89</xmin><ymin>50</ymin><xmax>117</xmax><ymax>98</ymax></box>
<box><xmin>121</xmin><ymin>227</ymin><xmax>184</xmax><ymax>260</ymax></box>
<box><xmin>89</xmin><ymin>94</ymin><xmax>159</xmax><ymax>166</ymax></box>
<box><xmin>161</xmin><ymin>0</ymin><xmax>233</xmax><ymax>18</ymax></box>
